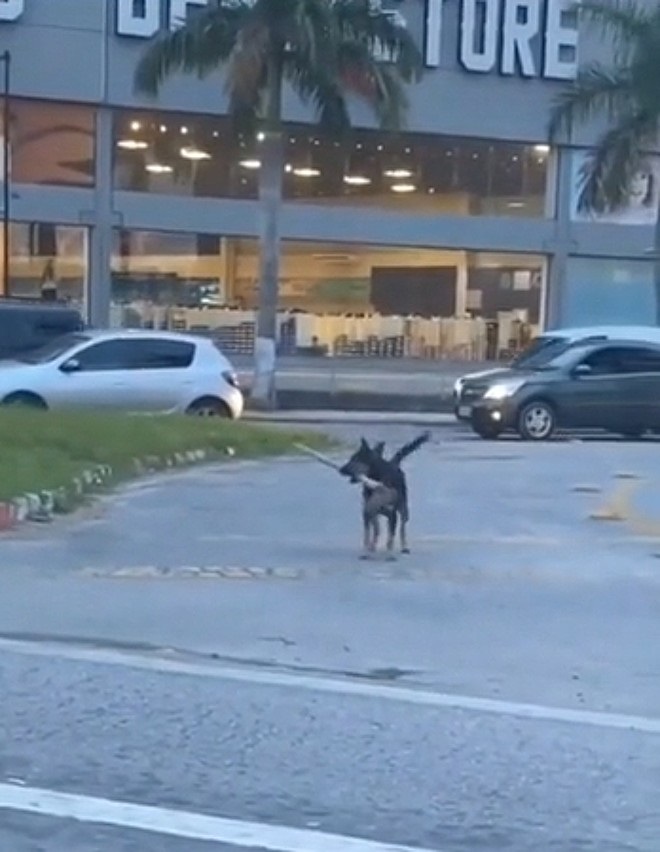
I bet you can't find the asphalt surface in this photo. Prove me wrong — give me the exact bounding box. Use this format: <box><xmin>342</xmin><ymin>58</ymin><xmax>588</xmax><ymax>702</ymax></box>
<box><xmin>1</xmin><ymin>423</ymin><xmax>659</xmax><ymax>851</ymax></box>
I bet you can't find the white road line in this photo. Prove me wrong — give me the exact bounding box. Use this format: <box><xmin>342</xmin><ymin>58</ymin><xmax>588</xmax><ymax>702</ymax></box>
<box><xmin>0</xmin><ymin>638</ymin><xmax>659</xmax><ymax>735</ymax></box>
<box><xmin>0</xmin><ymin>783</ymin><xmax>436</xmax><ymax>851</ymax></box>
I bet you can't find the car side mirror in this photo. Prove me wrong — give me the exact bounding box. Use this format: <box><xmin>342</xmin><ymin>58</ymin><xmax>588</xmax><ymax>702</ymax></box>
<box><xmin>60</xmin><ymin>358</ymin><xmax>81</xmax><ymax>374</ymax></box>
<box><xmin>573</xmin><ymin>363</ymin><xmax>592</xmax><ymax>378</ymax></box>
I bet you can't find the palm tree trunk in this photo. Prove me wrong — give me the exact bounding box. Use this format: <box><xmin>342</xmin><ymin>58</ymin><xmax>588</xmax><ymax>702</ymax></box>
<box><xmin>251</xmin><ymin>55</ymin><xmax>284</xmax><ymax>409</ymax></box>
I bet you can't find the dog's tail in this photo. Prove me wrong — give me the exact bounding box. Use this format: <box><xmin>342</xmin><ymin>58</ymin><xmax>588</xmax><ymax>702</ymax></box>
<box><xmin>389</xmin><ymin>431</ymin><xmax>431</xmax><ymax>466</ymax></box>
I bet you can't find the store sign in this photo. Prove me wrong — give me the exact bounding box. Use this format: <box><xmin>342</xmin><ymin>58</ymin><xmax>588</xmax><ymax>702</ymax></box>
<box><xmin>1</xmin><ymin>0</ymin><xmax>578</xmax><ymax>80</ymax></box>
<box><xmin>422</xmin><ymin>0</ymin><xmax>578</xmax><ymax>79</ymax></box>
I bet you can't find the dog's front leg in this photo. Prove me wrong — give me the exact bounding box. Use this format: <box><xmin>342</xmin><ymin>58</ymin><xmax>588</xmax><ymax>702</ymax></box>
<box><xmin>360</xmin><ymin>510</ymin><xmax>373</xmax><ymax>559</ymax></box>
<box><xmin>371</xmin><ymin>516</ymin><xmax>381</xmax><ymax>552</ymax></box>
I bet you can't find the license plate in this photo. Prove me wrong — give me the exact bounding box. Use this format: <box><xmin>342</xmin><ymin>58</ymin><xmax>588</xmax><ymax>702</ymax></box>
<box><xmin>458</xmin><ymin>405</ymin><xmax>472</xmax><ymax>418</ymax></box>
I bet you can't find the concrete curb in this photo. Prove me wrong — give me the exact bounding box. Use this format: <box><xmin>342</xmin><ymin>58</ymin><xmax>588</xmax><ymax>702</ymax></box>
<box><xmin>0</xmin><ymin>447</ymin><xmax>233</xmax><ymax>533</ymax></box>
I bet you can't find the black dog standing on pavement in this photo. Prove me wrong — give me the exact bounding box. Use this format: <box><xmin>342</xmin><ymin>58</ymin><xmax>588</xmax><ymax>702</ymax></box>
<box><xmin>339</xmin><ymin>432</ymin><xmax>431</xmax><ymax>559</ymax></box>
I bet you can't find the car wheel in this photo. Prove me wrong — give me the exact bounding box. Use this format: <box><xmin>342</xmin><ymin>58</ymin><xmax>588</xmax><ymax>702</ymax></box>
<box><xmin>619</xmin><ymin>428</ymin><xmax>645</xmax><ymax>440</ymax></box>
<box><xmin>473</xmin><ymin>422</ymin><xmax>502</xmax><ymax>440</ymax></box>
<box><xmin>2</xmin><ymin>392</ymin><xmax>47</xmax><ymax>410</ymax></box>
<box><xmin>186</xmin><ymin>397</ymin><xmax>230</xmax><ymax>418</ymax></box>
<box><xmin>517</xmin><ymin>400</ymin><xmax>556</xmax><ymax>441</ymax></box>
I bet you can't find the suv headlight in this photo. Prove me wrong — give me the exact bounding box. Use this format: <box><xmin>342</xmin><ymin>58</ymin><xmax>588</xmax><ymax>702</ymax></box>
<box><xmin>483</xmin><ymin>378</ymin><xmax>526</xmax><ymax>400</ymax></box>
<box><xmin>453</xmin><ymin>377</ymin><xmax>464</xmax><ymax>395</ymax></box>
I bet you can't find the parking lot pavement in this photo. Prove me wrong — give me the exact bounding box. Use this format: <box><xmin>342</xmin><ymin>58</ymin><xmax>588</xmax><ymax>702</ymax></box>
<box><xmin>0</xmin><ymin>425</ymin><xmax>659</xmax><ymax>715</ymax></box>
<box><xmin>2</xmin><ymin>425</ymin><xmax>660</xmax><ymax>850</ymax></box>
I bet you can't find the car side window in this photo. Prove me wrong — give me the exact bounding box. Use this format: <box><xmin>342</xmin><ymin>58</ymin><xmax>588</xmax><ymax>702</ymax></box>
<box><xmin>618</xmin><ymin>347</ymin><xmax>660</xmax><ymax>374</ymax></box>
<box><xmin>582</xmin><ymin>347</ymin><xmax>628</xmax><ymax>375</ymax></box>
<box><xmin>75</xmin><ymin>341</ymin><xmax>138</xmax><ymax>372</ymax></box>
<box><xmin>130</xmin><ymin>340</ymin><xmax>195</xmax><ymax>370</ymax></box>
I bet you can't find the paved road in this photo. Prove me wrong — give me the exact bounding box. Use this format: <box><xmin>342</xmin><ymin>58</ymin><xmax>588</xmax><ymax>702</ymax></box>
<box><xmin>1</xmin><ymin>424</ymin><xmax>659</xmax><ymax>850</ymax></box>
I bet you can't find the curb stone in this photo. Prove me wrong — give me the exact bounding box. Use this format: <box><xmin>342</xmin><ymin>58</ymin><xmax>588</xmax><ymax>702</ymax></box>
<box><xmin>0</xmin><ymin>448</ymin><xmax>224</xmax><ymax>533</ymax></box>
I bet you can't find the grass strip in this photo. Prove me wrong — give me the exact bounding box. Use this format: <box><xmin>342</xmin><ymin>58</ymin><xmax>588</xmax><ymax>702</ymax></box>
<box><xmin>0</xmin><ymin>410</ymin><xmax>332</xmax><ymax>501</ymax></box>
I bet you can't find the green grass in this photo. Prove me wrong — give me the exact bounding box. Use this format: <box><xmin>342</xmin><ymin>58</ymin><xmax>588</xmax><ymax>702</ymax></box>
<box><xmin>0</xmin><ymin>410</ymin><xmax>332</xmax><ymax>501</ymax></box>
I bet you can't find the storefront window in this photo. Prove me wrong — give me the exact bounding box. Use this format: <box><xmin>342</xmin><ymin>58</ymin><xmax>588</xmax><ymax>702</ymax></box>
<box><xmin>1</xmin><ymin>98</ymin><xmax>95</xmax><ymax>187</ymax></box>
<box><xmin>563</xmin><ymin>257</ymin><xmax>657</xmax><ymax>327</ymax></box>
<box><xmin>113</xmin><ymin>110</ymin><xmax>548</xmax><ymax>218</ymax></box>
<box><xmin>111</xmin><ymin>229</ymin><xmax>544</xmax><ymax>360</ymax></box>
<box><xmin>3</xmin><ymin>223</ymin><xmax>88</xmax><ymax>313</ymax></box>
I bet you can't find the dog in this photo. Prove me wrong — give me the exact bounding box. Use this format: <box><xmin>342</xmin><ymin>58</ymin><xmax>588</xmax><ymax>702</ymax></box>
<box><xmin>339</xmin><ymin>431</ymin><xmax>431</xmax><ymax>559</ymax></box>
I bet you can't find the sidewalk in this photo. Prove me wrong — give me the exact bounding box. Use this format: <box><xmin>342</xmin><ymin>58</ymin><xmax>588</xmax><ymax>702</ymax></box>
<box><xmin>235</xmin><ymin>355</ymin><xmax>484</xmax><ymax>413</ymax></box>
<box><xmin>245</xmin><ymin>410</ymin><xmax>457</xmax><ymax>426</ymax></box>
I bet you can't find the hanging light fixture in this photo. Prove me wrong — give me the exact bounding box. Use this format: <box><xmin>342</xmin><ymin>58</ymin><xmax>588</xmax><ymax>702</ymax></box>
<box><xmin>180</xmin><ymin>146</ymin><xmax>211</xmax><ymax>161</ymax></box>
<box><xmin>343</xmin><ymin>174</ymin><xmax>371</xmax><ymax>186</ymax></box>
<box><xmin>239</xmin><ymin>159</ymin><xmax>261</xmax><ymax>169</ymax></box>
<box><xmin>146</xmin><ymin>162</ymin><xmax>173</xmax><ymax>174</ymax></box>
<box><xmin>117</xmin><ymin>139</ymin><xmax>148</xmax><ymax>150</ymax></box>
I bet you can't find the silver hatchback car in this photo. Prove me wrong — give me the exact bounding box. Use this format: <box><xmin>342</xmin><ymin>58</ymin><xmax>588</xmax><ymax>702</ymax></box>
<box><xmin>0</xmin><ymin>329</ymin><xmax>244</xmax><ymax>418</ymax></box>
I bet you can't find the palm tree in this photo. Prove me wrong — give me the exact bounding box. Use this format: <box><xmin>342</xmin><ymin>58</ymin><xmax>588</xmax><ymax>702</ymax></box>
<box><xmin>548</xmin><ymin>0</ymin><xmax>660</xmax><ymax>321</ymax></box>
<box><xmin>135</xmin><ymin>0</ymin><xmax>423</xmax><ymax>407</ymax></box>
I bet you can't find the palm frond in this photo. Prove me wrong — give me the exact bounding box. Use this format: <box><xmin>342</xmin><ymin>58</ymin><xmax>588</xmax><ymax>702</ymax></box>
<box><xmin>134</xmin><ymin>2</ymin><xmax>250</xmax><ymax>96</ymax></box>
<box><xmin>284</xmin><ymin>54</ymin><xmax>351</xmax><ymax>135</ymax></box>
<box><xmin>337</xmin><ymin>39</ymin><xmax>409</xmax><ymax>130</ymax></box>
<box><xmin>225</xmin><ymin>23</ymin><xmax>270</xmax><ymax>105</ymax></box>
<box><xmin>548</xmin><ymin>63</ymin><xmax>633</xmax><ymax>140</ymax></box>
<box><xmin>577</xmin><ymin>110</ymin><xmax>655</xmax><ymax>212</ymax></box>
<box><xmin>333</xmin><ymin>0</ymin><xmax>424</xmax><ymax>83</ymax></box>
<box><xmin>577</xmin><ymin>0</ymin><xmax>651</xmax><ymax>61</ymax></box>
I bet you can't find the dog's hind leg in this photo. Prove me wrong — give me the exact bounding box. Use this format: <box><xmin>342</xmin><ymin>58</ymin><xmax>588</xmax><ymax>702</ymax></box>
<box><xmin>386</xmin><ymin>511</ymin><xmax>397</xmax><ymax>561</ymax></box>
<box><xmin>399</xmin><ymin>502</ymin><xmax>411</xmax><ymax>554</ymax></box>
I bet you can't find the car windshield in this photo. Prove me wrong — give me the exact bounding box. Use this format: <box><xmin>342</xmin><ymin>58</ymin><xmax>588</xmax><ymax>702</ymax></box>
<box><xmin>17</xmin><ymin>333</ymin><xmax>90</xmax><ymax>364</ymax></box>
<box><xmin>510</xmin><ymin>336</ymin><xmax>572</xmax><ymax>369</ymax></box>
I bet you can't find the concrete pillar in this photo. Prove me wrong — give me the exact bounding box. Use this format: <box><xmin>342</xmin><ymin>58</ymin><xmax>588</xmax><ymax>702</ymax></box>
<box><xmin>221</xmin><ymin>236</ymin><xmax>236</xmax><ymax>302</ymax></box>
<box><xmin>455</xmin><ymin>253</ymin><xmax>468</xmax><ymax>316</ymax></box>
<box><xmin>87</xmin><ymin>106</ymin><xmax>115</xmax><ymax>327</ymax></box>
<box><xmin>544</xmin><ymin>147</ymin><xmax>575</xmax><ymax>329</ymax></box>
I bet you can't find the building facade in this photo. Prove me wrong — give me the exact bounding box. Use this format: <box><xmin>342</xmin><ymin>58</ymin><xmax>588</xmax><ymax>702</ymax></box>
<box><xmin>0</xmin><ymin>0</ymin><xmax>658</xmax><ymax>361</ymax></box>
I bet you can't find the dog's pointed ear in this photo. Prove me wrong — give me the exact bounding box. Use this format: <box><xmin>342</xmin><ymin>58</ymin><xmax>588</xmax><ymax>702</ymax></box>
<box><xmin>360</xmin><ymin>437</ymin><xmax>370</xmax><ymax>450</ymax></box>
<box><xmin>374</xmin><ymin>441</ymin><xmax>385</xmax><ymax>456</ymax></box>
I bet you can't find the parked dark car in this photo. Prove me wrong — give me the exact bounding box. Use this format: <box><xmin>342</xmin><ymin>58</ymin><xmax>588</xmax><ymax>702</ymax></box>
<box><xmin>0</xmin><ymin>301</ymin><xmax>84</xmax><ymax>361</ymax></box>
<box><xmin>470</xmin><ymin>339</ymin><xmax>660</xmax><ymax>441</ymax></box>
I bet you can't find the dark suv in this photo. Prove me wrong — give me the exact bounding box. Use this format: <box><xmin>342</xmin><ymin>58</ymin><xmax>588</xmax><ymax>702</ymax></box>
<box><xmin>0</xmin><ymin>301</ymin><xmax>84</xmax><ymax>360</ymax></box>
<box><xmin>470</xmin><ymin>339</ymin><xmax>660</xmax><ymax>440</ymax></box>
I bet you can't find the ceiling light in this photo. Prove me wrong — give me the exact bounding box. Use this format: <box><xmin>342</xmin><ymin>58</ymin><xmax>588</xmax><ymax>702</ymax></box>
<box><xmin>391</xmin><ymin>183</ymin><xmax>416</xmax><ymax>193</ymax></box>
<box><xmin>343</xmin><ymin>175</ymin><xmax>371</xmax><ymax>186</ymax></box>
<box><xmin>285</xmin><ymin>163</ymin><xmax>293</xmax><ymax>173</ymax></box>
<box><xmin>181</xmin><ymin>126</ymin><xmax>189</xmax><ymax>135</ymax></box>
<box><xmin>130</xmin><ymin>120</ymin><xmax>141</xmax><ymax>131</ymax></box>
<box><xmin>160</xmin><ymin>124</ymin><xmax>167</xmax><ymax>133</ymax></box>
<box><xmin>384</xmin><ymin>168</ymin><xmax>412</xmax><ymax>179</ymax></box>
<box><xmin>257</xmin><ymin>131</ymin><xmax>266</xmax><ymax>142</ymax></box>
<box><xmin>240</xmin><ymin>159</ymin><xmax>261</xmax><ymax>169</ymax></box>
<box><xmin>534</xmin><ymin>144</ymin><xmax>550</xmax><ymax>154</ymax></box>
<box><xmin>117</xmin><ymin>139</ymin><xmax>148</xmax><ymax>150</ymax></box>
<box><xmin>146</xmin><ymin>163</ymin><xmax>173</xmax><ymax>174</ymax></box>
<box><xmin>293</xmin><ymin>167</ymin><xmax>321</xmax><ymax>177</ymax></box>
<box><xmin>180</xmin><ymin>146</ymin><xmax>211</xmax><ymax>161</ymax></box>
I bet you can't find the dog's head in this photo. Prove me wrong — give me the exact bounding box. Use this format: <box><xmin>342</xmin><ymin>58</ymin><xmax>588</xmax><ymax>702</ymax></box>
<box><xmin>339</xmin><ymin>437</ymin><xmax>380</xmax><ymax>483</ymax></box>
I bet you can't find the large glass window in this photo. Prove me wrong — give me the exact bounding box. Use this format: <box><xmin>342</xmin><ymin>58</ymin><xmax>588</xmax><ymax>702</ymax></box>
<box><xmin>1</xmin><ymin>98</ymin><xmax>95</xmax><ymax>187</ymax></box>
<box><xmin>563</xmin><ymin>257</ymin><xmax>657</xmax><ymax>327</ymax></box>
<box><xmin>3</xmin><ymin>222</ymin><xmax>88</xmax><ymax>313</ymax></box>
<box><xmin>111</xmin><ymin>229</ymin><xmax>545</xmax><ymax>360</ymax></box>
<box><xmin>113</xmin><ymin>110</ymin><xmax>549</xmax><ymax>218</ymax></box>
